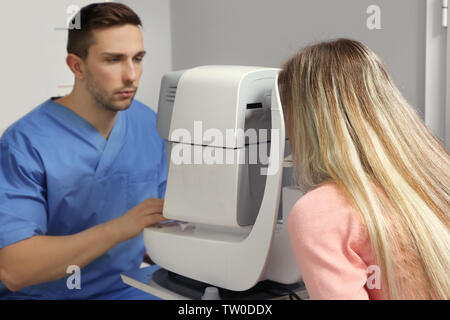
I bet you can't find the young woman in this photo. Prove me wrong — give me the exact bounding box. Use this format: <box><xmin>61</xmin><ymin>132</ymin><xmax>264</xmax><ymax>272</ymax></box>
<box><xmin>279</xmin><ymin>38</ymin><xmax>449</xmax><ymax>299</ymax></box>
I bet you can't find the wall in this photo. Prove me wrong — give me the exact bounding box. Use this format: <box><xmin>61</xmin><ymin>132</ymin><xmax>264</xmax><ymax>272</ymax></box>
<box><xmin>0</xmin><ymin>0</ymin><xmax>172</xmax><ymax>137</ymax></box>
<box><xmin>170</xmin><ymin>0</ymin><xmax>427</xmax><ymax>119</ymax></box>
<box><xmin>2</xmin><ymin>0</ymin><xmax>444</xmax><ymax>145</ymax></box>
<box><xmin>425</xmin><ymin>0</ymin><xmax>449</xmax><ymax>148</ymax></box>
<box><xmin>0</xmin><ymin>0</ymin><xmax>96</xmax><ymax>135</ymax></box>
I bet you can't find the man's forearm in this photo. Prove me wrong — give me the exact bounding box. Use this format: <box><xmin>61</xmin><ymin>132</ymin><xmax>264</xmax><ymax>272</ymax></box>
<box><xmin>0</xmin><ymin>219</ymin><xmax>121</xmax><ymax>292</ymax></box>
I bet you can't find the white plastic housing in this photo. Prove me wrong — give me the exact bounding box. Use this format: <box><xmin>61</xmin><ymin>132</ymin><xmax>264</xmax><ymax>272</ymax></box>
<box><xmin>144</xmin><ymin>68</ymin><xmax>300</xmax><ymax>291</ymax></box>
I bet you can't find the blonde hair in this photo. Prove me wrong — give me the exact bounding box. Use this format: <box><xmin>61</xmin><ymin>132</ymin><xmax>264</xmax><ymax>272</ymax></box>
<box><xmin>279</xmin><ymin>38</ymin><xmax>450</xmax><ymax>299</ymax></box>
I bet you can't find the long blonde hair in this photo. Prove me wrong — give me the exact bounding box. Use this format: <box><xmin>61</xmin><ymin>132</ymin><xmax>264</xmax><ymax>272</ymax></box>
<box><xmin>279</xmin><ymin>38</ymin><xmax>450</xmax><ymax>299</ymax></box>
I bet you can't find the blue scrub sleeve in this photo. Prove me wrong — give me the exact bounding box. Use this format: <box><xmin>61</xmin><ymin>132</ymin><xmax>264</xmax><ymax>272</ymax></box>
<box><xmin>0</xmin><ymin>141</ymin><xmax>48</xmax><ymax>249</ymax></box>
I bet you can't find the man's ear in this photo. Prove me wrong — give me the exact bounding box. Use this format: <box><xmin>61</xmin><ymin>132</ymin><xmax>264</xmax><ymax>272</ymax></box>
<box><xmin>66</xmin><ymin>53</ymin><xmax>85</xmax><ymax>81</ymax></box>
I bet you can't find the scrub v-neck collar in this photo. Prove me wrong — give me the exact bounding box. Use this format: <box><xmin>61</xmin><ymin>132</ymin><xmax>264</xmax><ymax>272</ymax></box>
<box><xmin>44</xmin><ymin>98</ymin><xmax>128</xmax><ymax>178</ymax></box>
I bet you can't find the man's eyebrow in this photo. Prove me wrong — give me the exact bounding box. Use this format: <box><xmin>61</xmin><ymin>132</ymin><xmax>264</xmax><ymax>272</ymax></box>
<box><xmin>100</xmin><ymin>51</ymin><xmax>146</xmax><ymax>57</ymax></box>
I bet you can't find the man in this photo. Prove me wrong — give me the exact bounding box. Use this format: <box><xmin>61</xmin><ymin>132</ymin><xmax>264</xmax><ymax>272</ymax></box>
<box><xmin>0</xmin><ymin>3</ymin><xmax>167</xmax><ymax>299</ymax></box>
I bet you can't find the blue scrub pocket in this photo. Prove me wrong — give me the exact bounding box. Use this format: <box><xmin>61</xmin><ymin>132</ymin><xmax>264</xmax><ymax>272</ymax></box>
<box><xmin>126</xmin><ymin>169</ymin><xmax>159</xmax><ymax>210</ymax></box>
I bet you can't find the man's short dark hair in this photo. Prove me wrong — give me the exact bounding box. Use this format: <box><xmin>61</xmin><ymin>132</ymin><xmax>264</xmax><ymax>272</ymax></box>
<box><xmin>67</xmin><ymin>2</ymin><xmax>142</xmax><ymax>59</ymax></box>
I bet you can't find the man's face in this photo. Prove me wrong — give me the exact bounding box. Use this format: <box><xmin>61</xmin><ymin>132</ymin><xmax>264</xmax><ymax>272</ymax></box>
<box><xmin>83</xmin><ymin>24</ymin><xmax>145</xmax><ymax>112</ymax></box>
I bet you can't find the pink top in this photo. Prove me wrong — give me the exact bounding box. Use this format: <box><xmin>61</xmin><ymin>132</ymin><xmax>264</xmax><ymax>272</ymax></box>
<box><xmin>288</xmin><ymin>182</ymin><xmax>384</xmax><ymax>300</ymax></box>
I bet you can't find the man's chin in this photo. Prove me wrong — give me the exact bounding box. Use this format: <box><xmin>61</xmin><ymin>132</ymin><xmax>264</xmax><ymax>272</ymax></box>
<box><xmin>105</xmin><ymin>98</ymin><xmax>134</xmax><ymax>112</ymax></box>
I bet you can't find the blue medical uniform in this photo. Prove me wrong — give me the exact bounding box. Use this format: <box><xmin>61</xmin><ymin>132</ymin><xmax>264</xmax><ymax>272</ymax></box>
<box><xmin>0</xmin><ymin>98</ymin><xmax>167</xmax><ymax>299</ymax></box>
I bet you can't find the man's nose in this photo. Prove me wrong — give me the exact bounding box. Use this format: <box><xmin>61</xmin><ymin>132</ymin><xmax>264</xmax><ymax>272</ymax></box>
<box><xmin>123</xmin><ymin>60</ymin><xmax>137</xmax><ymax>83</ymax></box>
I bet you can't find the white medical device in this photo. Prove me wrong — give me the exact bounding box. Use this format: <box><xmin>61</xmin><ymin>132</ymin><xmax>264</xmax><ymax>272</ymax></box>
<box><xmin>144</xmin><ymin>66</ymin><xmax>302</xmax><ymax>298</ymax></box>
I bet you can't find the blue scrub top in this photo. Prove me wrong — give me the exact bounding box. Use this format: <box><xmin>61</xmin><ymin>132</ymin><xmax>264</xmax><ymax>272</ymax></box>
<box><xmin>0</xmin><ymin>98</ymin><xmax>167</xmax><ymax>299</ymax></box>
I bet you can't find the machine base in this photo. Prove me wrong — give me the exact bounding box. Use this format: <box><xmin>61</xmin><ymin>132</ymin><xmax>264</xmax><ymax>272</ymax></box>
<box><xmin>153</xmin><ymin>269</ymin><xmax>305</xmax><ymax>300</ymax></box>
<box><xmin>121</xmin><ymin>266</ymin><xmax>308</xmax><ymax>300</ymax></box>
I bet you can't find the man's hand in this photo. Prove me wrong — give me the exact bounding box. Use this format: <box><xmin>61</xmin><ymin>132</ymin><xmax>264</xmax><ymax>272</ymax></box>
<box><xmin>110</xmin><ymin>198</ymin><xmax>167</xmax><ymax>243</ymax></box>
<box><xmin>0</xmin><ymin>198</ymin><xmax>167</xmax><ymax>292</ymax></box>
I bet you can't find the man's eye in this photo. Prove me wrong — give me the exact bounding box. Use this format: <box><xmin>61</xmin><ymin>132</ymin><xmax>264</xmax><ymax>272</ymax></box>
<box><xmin>134</xmin><ymin>57</ymin><xmax>143</xmax><ymax>63</ymax></box>
<box><xmin>107</xmin><ymin>58</ymin><xmax>120</xmax><ymax>62</ymax></box>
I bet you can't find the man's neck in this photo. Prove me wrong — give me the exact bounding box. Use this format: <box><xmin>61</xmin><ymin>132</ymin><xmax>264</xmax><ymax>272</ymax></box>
<box><xmin>54</xmin><ymin>90</ymin><xmax>117</xmax><ymax>140</ymax></box>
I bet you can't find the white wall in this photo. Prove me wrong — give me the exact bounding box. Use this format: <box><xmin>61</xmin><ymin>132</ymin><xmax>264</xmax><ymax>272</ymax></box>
<box><xmin>0</xmin><ymin>0</ymin><xmax>172</xmax><ymax>137</ymax></box>
<box><xmin>169</xmin><ymin>0</ymin><xmax>448</xmax><ymax>148</ymax></box>
<box><xmin>0</xmin><ymin>0</ymin><xmax>97</xmax><ymax>135</ymax></box>
<box><xmin>2</xmin><ymin>0</ymin><xmax>447</xmax><ymax>147</ymax></box>
<box><xmin>170</xmin><ymin>0</ymin><xmax>426</xmax><ymax>120</ymax></box>
<box><xmin>425</xmin><ymin>0</ymin><xmax>449</xmax><ymax>148</ymax></box>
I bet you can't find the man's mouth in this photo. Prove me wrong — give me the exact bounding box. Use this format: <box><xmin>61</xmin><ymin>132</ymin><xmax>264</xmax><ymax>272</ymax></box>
<box><xmin>116</xmin><ymin>89</ymin><xmax>136</xmax><ymax>98</ymax></box>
